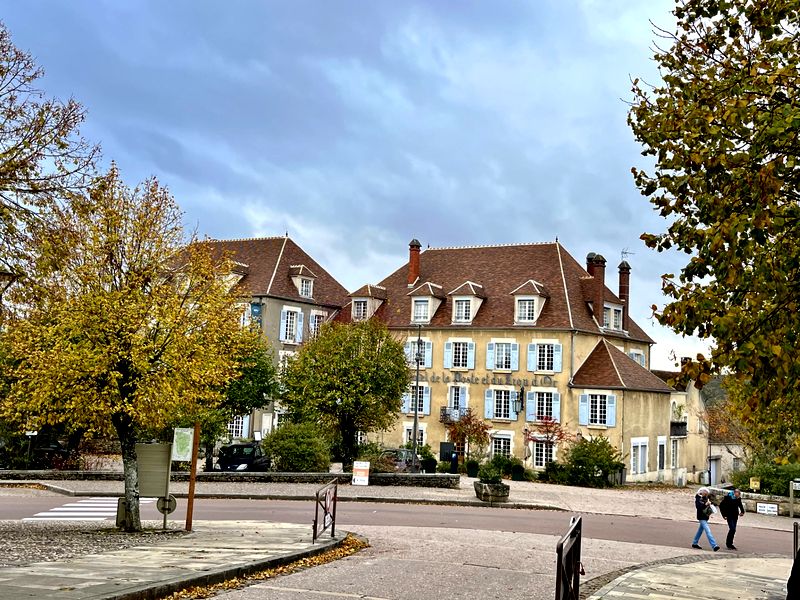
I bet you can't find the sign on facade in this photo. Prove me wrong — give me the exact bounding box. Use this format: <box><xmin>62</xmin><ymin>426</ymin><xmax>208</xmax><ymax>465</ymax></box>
<box><xmin>756</xmin><ymin>502</ymin><xmax>778</xmax><ymax>516</ymax></box>
<box><xmin>352</xmin><ymin>461</ymin><xmax>370</xmax><ymax>486</ymax></box>
<box><xmin>171</xmin><ymin>428</ymin><xmax>194</xmax><ymax>462</ymax></box>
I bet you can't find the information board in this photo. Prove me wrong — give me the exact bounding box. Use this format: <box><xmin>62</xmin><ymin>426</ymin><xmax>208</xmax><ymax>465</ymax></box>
<box><xmin>352</xmin><ymin>460</ymin><xmax>370</xmax><ymax>486</ymax></box>
<box><xmin>756</xmin><ymin>502</ymin><xmax>778</xmax><ymax>516</ymax></box>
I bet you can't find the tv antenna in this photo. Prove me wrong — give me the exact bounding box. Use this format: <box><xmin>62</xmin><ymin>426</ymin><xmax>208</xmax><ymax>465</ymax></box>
<box><xmin>621</xmin><ymin>248</ymin><xmax>635</xmax><ymax>262</ymax></box>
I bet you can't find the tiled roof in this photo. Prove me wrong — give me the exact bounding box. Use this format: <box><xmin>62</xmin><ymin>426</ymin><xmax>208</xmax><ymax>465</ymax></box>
<box><xmin>203</xmin><ymin>236</ymin><xmax>349</xmax><ymax>308</ymax></box>
<box><xmin>448</xmin><ymin>281</ymin><xmax>486</xmax><ymax>298</ymax></box>
<box><xmin>350</xmin><ymin>284</ymin><xmax>387</xmax><ymax>300</ymax></box>
<box><xmin>571</xmin><ymin>340</ymin><xmax>673</xmax><ymax>392</ymax></box>
<box><xmin>345</xmin><ymin>241</ymin><xmax>653</xmax><ymax>342</ymax></box>
<box><xmin>408</xmin><ymin>282</ymin><xmax>446</xmax><ymax>299</ymax></box>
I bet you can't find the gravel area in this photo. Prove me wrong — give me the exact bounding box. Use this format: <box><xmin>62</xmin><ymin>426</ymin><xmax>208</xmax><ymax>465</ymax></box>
<box><xmin>0</xmin><ymin>520</ymin><xmax>187</xmax><ymax>568</ymax></box>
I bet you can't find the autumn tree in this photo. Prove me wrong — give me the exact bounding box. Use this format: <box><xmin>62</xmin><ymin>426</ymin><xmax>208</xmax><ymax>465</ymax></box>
<box><xmin>0</xmin><ymin>166</ymin><xmax>256</xmax><ymax>531</ymax></box>
<box><xmin>629</xmin><ymin>0</ymin><xmax>800</xmax><ymax>457</ymax></box>
<box><xmin>445</xmin><ymin>408</ymin><xmax>491</xmax><ymax>461</ymax></box>
<box><xmin>0</xmin><ymin>21</ymin><xmax>97</xmax><ymax>258</ymax></box>
<box><xmin>527</xmin><ymin>416</ymin><xmax>573</xmax><ymax>465</ymax></box>
<box><xmin>280</xmin><ymin>320</ymin><xmax>409</xmax><ymax>468</ymax></box>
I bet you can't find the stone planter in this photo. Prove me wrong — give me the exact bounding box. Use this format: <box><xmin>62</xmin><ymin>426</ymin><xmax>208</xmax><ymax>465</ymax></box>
<box><xmin>474</xmin><ymin>480</ymin><xmax>510</xmax><ymax>503</ymax></box>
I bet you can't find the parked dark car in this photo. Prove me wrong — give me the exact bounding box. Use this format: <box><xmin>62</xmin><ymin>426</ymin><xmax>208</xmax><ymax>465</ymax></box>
<box><xmin>215</xmin><ymin>442</ymin><xmax>271</xmax><ymax>472</ymax></box>
<box><xmin>380</xmin><ymin>448</ymin><xmax>420</xmax><ymax>472</ymax></box>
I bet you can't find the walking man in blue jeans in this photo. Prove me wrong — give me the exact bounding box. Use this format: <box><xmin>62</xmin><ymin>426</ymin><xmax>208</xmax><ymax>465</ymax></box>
<box><xmin>691</xmin><ymin>487</ymin><xmax>720</xmax><ymax>551</ymax></box>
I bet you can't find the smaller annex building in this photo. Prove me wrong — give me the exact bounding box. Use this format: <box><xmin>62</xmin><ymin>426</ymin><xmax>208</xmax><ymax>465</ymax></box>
<box><xmin>340</xmin><ymin>239</ymin><xmax>705</xmax><ymax>483</ymax></box>
<box><xmin>206</xmin><ymin>235</ymin><xmax>349</xmax><ymax>439</ymax></box>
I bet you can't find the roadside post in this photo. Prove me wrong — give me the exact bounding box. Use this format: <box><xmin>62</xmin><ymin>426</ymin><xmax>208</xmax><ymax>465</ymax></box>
<box><xmin>555</xmin><ymin>515</ymin><xmax>583</xmax><ymax>600</ymax></box>
<box><xmin>791</xmin><ymin>479</ymin><xmax>800</xmax><ymax>519</ymax></box>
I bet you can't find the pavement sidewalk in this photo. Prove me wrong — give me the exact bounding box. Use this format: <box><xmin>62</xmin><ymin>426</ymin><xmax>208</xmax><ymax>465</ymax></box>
<box><xmin>1</xmin><ymin>477</ymin><xmax>797</xmax><ymax>599</ymax></box>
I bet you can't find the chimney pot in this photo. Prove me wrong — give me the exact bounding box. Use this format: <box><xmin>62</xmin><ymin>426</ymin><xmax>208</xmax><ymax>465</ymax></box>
<box><xmin>408</xmin><ymin>239</ymin><xmax>421</xmax><ymax>286</ymax></box>
<box><xmin>586</xmin><ymin>252</ymin><xmax>597</xmax><ymax>276</ymax></box>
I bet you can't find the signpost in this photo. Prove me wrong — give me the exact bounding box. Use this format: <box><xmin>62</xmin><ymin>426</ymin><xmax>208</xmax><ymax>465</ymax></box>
<box><xmin>756</xmin><ymin>502</ymin><xmax>778</xmax><ymax>516</ymax></box>
<box><xmin>791</xmin><ymin>479</ymin><xmax>800</xmax><ymax>518</ymax></box>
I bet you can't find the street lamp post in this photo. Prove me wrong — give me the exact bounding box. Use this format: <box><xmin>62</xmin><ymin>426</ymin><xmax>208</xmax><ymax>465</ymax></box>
<box><xmin>412</xmin><ymin>324</ymin><xmax>422</xmax><ymax>473</ymax></box>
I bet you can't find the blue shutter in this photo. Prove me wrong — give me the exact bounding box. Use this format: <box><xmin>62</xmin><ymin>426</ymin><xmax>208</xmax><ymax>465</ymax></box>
<box><xmin>295</xmin><ymin>312</ymin><xmax>304</xmax><ymax>342</ymax></box>
<box><xmin>525</xmin><ymin>391</ymin><xmax>536</xmax><ymax>421</ymax></box>
<box><xmin>424</xmin><ymin>341</ymin><xmax>432</xmax><ymax>368</ymax></box>
<box><xmin>447</xmin><ymin>387</ymin><xmax>455</xmax><ymax>409</ymax></box>
<box><xmin>552</xmin><ymin>392</ymin><xmax>561</xmax><ymax>423</ymax></box>
<box><xmin>527</xmin><ymin>343</ymin><xmax>537</xmax><ymax>371</ymax></box>
<box><xmin>510</xmin><ymin>390</ymin><xmax>519</xmax><ymax>421</ymax></box>
<box><xmin>486</xmin><ymin>343</ymin><xmax>495</xmax><ymax>369</ymax></box>
<box><xmin>279</xmin><ymin>310</ymin><xmax>287</xmax><ymax>341</ymax></box>
<box><xmin>553</xmin><ymin>344</ymin><xmax>563</xmax><ymax>372</ymax></box>
<box><xmin>404</xmin><ymin>341</ymin><xmax>413</xmax><ymax>363</ymax></box>
<box><xmin>422</xmin><ymin>387</ymin><xmax>431</xmax><ymax>415</ymax></box>
<box><xmin>606</xmin><ymin>394</ymin><xmax>617</xmax><ymax>427</ymax></box>
<box><xmin>511</xmin><ymin>343</ymin><xmax>519</xmax><ymax>371</ymax></box>
<box><xmin>401</xmin><ymin>392</ymin><xmax>410</xmax><ymax>414</ymax></box>
<box><xmin>444</xmin><ymin>341</ymin><xmax>453</xmax><ymax>368</ymax></box>
<box><xmin>461</xmin><ymin>386</ymin><xmax>468</xmax><ymax>409</ymax></box>
<box><xmin>484</xmin><ymin>389</ymin><xmax>494</xmax><ymax>419</ymax></box>
<box><xmin>579</xmin><ymin>394</ymin><xmax>589</xmax><ymax>426</ymax></box>
<box><xmin>467</xmin><ymin>342</ymin><xmax>475</xmax><ymax>369</ymax></box>
<box><xmin>242</xmin><ymin>414</ymin><xmax>251</xmax><ymax>438</ymax></box>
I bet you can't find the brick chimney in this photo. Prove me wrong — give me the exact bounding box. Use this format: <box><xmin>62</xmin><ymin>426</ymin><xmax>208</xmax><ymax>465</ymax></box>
<box><xmin>586</xmin><ymin>252</ymin><xmax>596</xmax><ymax>276</ymax></box>
<box><xmin>618</xmin><ymin>260</ymin><xmax>631</xmax><ymax>331</ymax></box>
<box><xmin>408</xmin><ymin>239</ymin><xmax>421</xmax><ymax>286</ymax></box>
<box><xmin>592</xmin><ymin>254</ymin><xmax>607</xmax><ymax>324</ymax></box>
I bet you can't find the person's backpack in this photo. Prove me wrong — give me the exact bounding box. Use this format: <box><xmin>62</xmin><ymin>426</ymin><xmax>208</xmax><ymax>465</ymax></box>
<box><xmin>719</xmin><ymin>494</ymin><xmax>732</xmax><ymax>518</ymax></box>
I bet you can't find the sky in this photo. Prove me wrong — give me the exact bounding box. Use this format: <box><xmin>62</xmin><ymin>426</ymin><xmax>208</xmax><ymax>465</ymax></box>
<box><xmin>1</xmin><ymin>0</ymin><xmax>711</xmax><ymax>370</ymax></box>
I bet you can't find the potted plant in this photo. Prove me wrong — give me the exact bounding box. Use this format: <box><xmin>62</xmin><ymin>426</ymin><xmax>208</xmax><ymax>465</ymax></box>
<box><xmin>465</xmin><ymin>458</ymin><xmax>480</xmax><ymax>477</ymax></box>
<box><xmin>474</xmin><ymin>464</ymin><xmax>510</xmax><ymax>503</ymax></box>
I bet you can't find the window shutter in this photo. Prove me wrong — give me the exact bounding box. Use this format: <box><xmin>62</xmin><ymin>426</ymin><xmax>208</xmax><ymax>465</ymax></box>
<box><xmin>511</xmin><ymin>343</ymin><xmax>519</xmax><ymax>371</ymax></box>
<box><xmin>295</xmin><ymin>312</ymin><xmax>304</xmax><ymax>342</ymax></box>
<box><xmin>424</xmin><ymin>341</ymin><xmax>432</xmax><ymax>368</ymax></box>
<box><xmin>606</xmin><ymin>394</ymin><xmax>617</xmax><ymax>427</ymax></box>
<box><xmin>443</xmin><ymin>341</ymin><xmax>453</xmax><ymax>369</ymax></box>
<box><xmin>279</xmin><ymin>310</ymin><xmax>288</xmax><ymax>341</ymax></box>
<box><xmin>467</xmin><ymin>342</ymin><xmax>475</xmax><ymax>369</ymax></box>
<box><xmin>527</xmin><ymin>343</ymin><xmax>537</xmax><ymax>371</ymax></box>
<box><xmin>553</xmin><ymin>344</ymin><xmax>563</xmax><ymax>372</ymax></box>
<box><xmin>405</xmin><ymin>341</ymin><xmax>413</xmax><ymax>363</ymax></box>
<box><xmin>486</xmin><ymin>343</ymin><xmax>495</xmax><ymax>370</ymax></box>
<box><xmin>401</xmin><ymin>392</ymin><xmax>410</xmax><ymax>414</ymax></box>
<box><xmin>422</xmin><ymin>387</ymin><xmax>431</xmax><ymax>415</ymax></box>
<box><xmin>510</xmin><ymin>390</ymin><xmax>518</xmax><ymax>421</ymax></box>
<box><xmin>484</xmin><ymin>389</ymin><xmax>494</xmax><ymax>419</ymax></box>
<box><xmin>242</xmin><ymin>414</ymin><xmax>251</xmax><ymax>438</ymax></box>
<box><xmin>525</xmin><ymin>391</ymin><xmax>536</xmax><ymax>421</ymax></box>
<box><xmin>552</xmin><ymin>392</ymin><xmax>561</xmax><ymax>423</ymax></box>
<box><xmin>579</xmin><ymin>394</ymin><xmax>589</xmax><ymax>426</ymax></box>
<box><xmin>447</xmin><ymin>387</ymin><xmax>455</xmax><ymax>409</ymax></box>
<box><xmin>461</xmin><ymin>386</ymin><xmax>468</xmax><ymax>408</ymax></box>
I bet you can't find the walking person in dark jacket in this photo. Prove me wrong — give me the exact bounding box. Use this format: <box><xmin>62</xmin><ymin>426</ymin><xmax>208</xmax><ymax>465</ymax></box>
<box><xmin>719</xmin><ymin>488</ymin><xmax>745</xmax><ymax>550</ymax></box>
<box><xmin>691</xmin><ymin>487</ymin><xmax>720</xmax><ymax>551</ymax></box>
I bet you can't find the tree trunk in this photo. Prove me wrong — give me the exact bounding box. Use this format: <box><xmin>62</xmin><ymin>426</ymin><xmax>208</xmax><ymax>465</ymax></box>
<box><xmin>204</xmin><ymin>442</ymin><xmax>215</xmax><ymax>471</ymax></box>
<box><xmin>112</xmin><ymin>412</ymin><xmax>141</xmax><ymax>532</ymax></box>
<box><xmin>340</xmin><ymin>416</ymin><xmax>357</xmax><ymax>470</ymax></box>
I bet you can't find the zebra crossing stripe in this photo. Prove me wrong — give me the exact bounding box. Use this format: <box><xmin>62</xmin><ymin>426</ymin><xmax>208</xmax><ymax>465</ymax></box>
<box><xmin>23</xmin><ymin>497</ymin><xmax>155</xmax><ymax>522</ymax></box>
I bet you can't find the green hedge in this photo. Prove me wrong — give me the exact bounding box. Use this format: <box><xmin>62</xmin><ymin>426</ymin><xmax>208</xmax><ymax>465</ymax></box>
<box><xmin>730</xmin><ymin>463</ymin><xmax>800</xmax><ymax>495</ymax></box>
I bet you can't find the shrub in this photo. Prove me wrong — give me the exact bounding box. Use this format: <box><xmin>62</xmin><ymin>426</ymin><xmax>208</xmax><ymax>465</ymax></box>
<box><xmin>421</xmin><ymin>456</ymin><xmax>438</xmax><ymax>473</ymax></box>
<box><xmin>563</xmin><ymin>436</ymin><xmax>624</xmax><ymax>488</ymax></box>
<box><xmin>356</xmin><ymin>442</ymin><xmax>396</xmax><ymax>473</ymax></box>
<box><xmin>730</xmin><ymin>462</ymin><xmax>800</xmax><ymax>495</ymax></box>
<box><xmin>404</xmin><ymin>441</ymin><xmax>435</xmax><ymax>461</ymax></box>
<box><xmin>465</xmin><ymin>458</ymin><xmax>480</xmax><ymax>477</ymax></box>
<box><xmin>262</xmin><ymin>422</ymin><xmax>330</xmax><ymax>472</ymax></box>
<box><xmin>511</xmin><ymin>462</ymin><xmax>526</xmax><ymax>481</ymax></box>
<box><xmin>523</xmin><ymin>468</ymin><xmax>538</xmax><ymax>482</ymax></box>
<box><xmin>477</xmin><ymin>463</ymin><xmax>502</xmax><ymax>484</ymax></box>
<box><xmin>436</xmin><ymin>460</ymin><xmax>451</xmax><ymax>473</ymax></box>
<box><xmin>541</xmin><ymin>460</ymin><xmax>570</xmax><ymax>485</ymax></box>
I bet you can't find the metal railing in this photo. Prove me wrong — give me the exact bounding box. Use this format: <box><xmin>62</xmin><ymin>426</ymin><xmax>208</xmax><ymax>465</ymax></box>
<box><xmin>439</xmin><ymin>406</ymin><xmax>467</xmax><ymax>423</ymax></box>
<box><xmin>555</xmin><ymin>515</ymin><xmax>583</xmax><ymax>600</ymax></box>
<box><xmin>312</xmin><ymin>479</ymin><xmax>338</xmax><ymax>543</ymax></box>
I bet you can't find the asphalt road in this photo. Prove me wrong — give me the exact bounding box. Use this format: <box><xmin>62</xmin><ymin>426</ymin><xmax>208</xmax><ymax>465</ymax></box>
<box><xmin>0</xmin><ymin>495</ymin><xmax>792</xmax><ymax>556</ymax></box>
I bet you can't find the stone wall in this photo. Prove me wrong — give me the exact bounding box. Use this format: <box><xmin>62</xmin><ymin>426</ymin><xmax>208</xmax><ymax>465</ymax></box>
<box><xmin>709</xmin><ymin>486</ymin><xmax>800</xmax><ymax>517</ymax></box>
<box><xmin>0</xmin><ymin>469</ymin><xmax>460</xmax><ymax>489</ymax></box>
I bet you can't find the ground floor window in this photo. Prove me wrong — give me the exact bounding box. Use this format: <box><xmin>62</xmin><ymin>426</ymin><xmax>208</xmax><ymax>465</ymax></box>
<box><xmin>671</xmin><ymin>439</ymin><xmax>678</xmax><ymax>469</ymax></box>
<box><xmin>405</xmin><ymin>427</ymin><xmax>424</xmax><ymax>446</ymax></box>
<box><xmin>492</xmin><ymin>436</ymin><xmax>511</xmax><ymax>457</ymax></box>
<box><xmin>227</xmin><ymin>415</ymin><xmax>245</xmax><ymax>439</ymax></box>
<box><xmin>631</xmin><ymin>437</ymin><xmax>648</xmax><ymax>474</ymax></box>
<box><xmin>533</xmin><ymin>441</ymin><xmax>556</xmax><ymax>468</ymax></box>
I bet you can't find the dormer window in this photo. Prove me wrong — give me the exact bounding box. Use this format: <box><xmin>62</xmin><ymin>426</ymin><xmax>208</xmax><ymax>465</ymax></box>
<box><xmin>299</xmin><ymin>278</ymin><xmax>313</xmax><ymax>298</ymax></box>
<box><xmin>516</xmin><ymin>298</ymin><xmax>537</xmax><ymax>322</ymax></box>
<box><xmin>454</xmin><ymin>299</ymin><xmax>471</xmax><ymax>323</ymax></box>
<box><xmin>603</xmin><ymin>304</ymin><xmax>623</xmax><ymax>330</ymax></box>
<box><xmin>413</xmin><ymin>299</ymin><xmax>429</xmax><ymax>322</ymax></box>
<box><xmin>353</xmin><ymin>299</ymin><xmax>368</xmax><ymax>321</ymax></box>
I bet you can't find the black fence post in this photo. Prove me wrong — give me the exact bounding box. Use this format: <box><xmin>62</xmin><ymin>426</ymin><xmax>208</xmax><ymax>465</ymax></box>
<box><xmin>555</xmin><ymin>515</ymin><xmax>583</xmax><ymax>600</ymax></box>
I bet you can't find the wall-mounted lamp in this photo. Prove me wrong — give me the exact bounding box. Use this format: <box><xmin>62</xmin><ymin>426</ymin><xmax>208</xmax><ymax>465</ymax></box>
<box><xmin>514</xmin><ymin>385</ymin><xmax>525</xmax><ymax>414</ymax></box>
